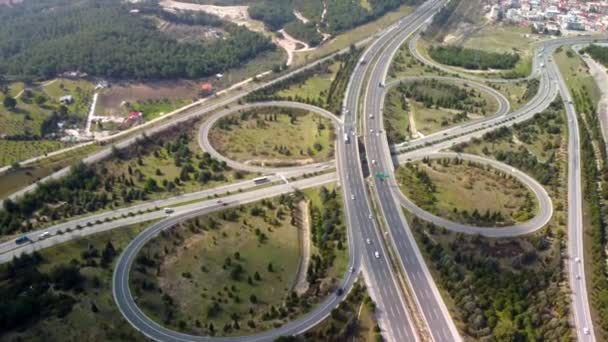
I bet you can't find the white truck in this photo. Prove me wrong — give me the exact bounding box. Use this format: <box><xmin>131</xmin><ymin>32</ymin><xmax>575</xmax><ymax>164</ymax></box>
<box><xmin>344</xmin><ymin>133</ymin><xmax>350</xmax><ymax>143</ymax></box>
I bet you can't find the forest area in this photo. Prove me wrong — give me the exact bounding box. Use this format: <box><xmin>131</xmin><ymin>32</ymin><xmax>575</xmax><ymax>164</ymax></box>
<box><xmin>0</xmin><ymin>0</ymin><xmax>274</xmax><ymax>79</ymax></box>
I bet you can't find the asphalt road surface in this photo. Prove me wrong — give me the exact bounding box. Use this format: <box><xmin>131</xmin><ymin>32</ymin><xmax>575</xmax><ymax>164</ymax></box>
<box><xmin>198</xmin><ymin>101</ymin><xmax>341</xmax><ymax>174</ymax></box>
<box><xmin>394</xmin><ymin>152</ymin><xmax>553</xmax><ymax>237</ymax></box>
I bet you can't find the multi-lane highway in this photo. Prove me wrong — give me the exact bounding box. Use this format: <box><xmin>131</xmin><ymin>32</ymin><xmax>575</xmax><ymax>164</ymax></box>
<box><xmin>2</xmin><ymin>1</ymin><xmax>607</xmax><ymax>340</ymax></box>
<box><xmin>356</xmin><ymin>1</ymin><xmax>461</xmax><ymax>339</ymax></box>
<box><xmin>333</xmin><ymin>1</ymin><xmax>456</xmax><ymax>340</ymax></box>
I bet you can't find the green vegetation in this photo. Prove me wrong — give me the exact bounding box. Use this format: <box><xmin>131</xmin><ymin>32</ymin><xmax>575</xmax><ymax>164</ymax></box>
<box><xmin>488</xmin><ymin>79</ymin><xmax>538</xmax><ymax>112</ymax></box>
<box><xmin>417</xmin><ymin>100</ymin><xmax>571</xmax><ymax>339</ymax></box>
<box><xmin>396</xmin><ymin>158</ymin><xmax>536</xmax><ymax>226</ymax></box>
<box><xmin>459</xmin><ymin>101</ymin><xmax>565</xmax><ymax>181</ymax></box>
<box><xmin>384</xmin><ymin>79</ymin><xmax>497</xmax><ymax>142</ymax></box>
<box><xmin>247</xmin><ymin>47</ymin><xmax>361</xmax><ymax>114</ymax></box>
<box><xmin>0</xmin><ymin>0</ymin><xmax>273</xmax><ymax>79</ymax></box>
<box><xmin>0</xmin><ymin>77</ymin><xmax>95</xmax><ymax>166</ymax></box>
<box><xmin>0</xmin><ymin>78</ymin><xmax>93</xmax><ymax>138</ymax></box>
<box><xmin>133</xmin><ymin>197</ymin><xmax>300</xmax><ymax>335</ymax></box>
<box><xmin>581</xmin><ymin>44</ymin><xmax>608</xmax><ymax>67</ymax></box>
<box><xmin>389</xmin><ymin>38</ymin><xmax>443</xmax><ymax>79</ymax></box>
<box><xmin>0</xmin><ymin>119</ymin><xmax>242</xmax><ymax>235</ymax></box>
<box><xmin>209</xmin><ymin>108</ymin><xmax>334</xmax><ymax>166</ymax></box>
<box><xmin>249</xmin><ymin>1</ymin><xmax>294</xmax><ymax>31</ymax></box>
<box><xmin>412</xmin><ymin>216</ymin><xmax>571</xmax><ymax>340</ymax></box>
<box><xmin>0</xmin><ymin>139</ymin><xmax>64</xmax><ymax>167</ymax></box>
<box><xmin>0</xmin><ymin>223</ymin><xmax>150</xmax><ymax>341</ymax></box>
<box><xmin>554</xmin><ymin>46</ymin><xmax>601</xmax><ymax>104</ymax></box>
<box><xmin>300</xmin><ymin>281</ymin><xmax>379</xmax><ymax>341</ymax></box>
<box><xmin>428</xmin><ymin>45</ymin><xmax>520</xmax><ymax>70</ymax></box>
<box><xmin>284</xmin><ymin>21</ymin><xmax>323</xmax><ymax>47</ymax></box>
<box><xmin>277</xmin><ymin>62</ymin><xmax>341</xmax><ymax>102</ymax></box>
<box><xmin>132</xmin><ymin>186</ymin><xmax>347</xmax><ymax>336</ymax></box>
<box><xmin>323</xmin><ymin>0</ymin><xmax>422</xmax><ymax>34</ymax></box>
<box><xmin>128</xmin><ymin>98</ymin><xmax>190</xmax><ymax>121</ymax></box>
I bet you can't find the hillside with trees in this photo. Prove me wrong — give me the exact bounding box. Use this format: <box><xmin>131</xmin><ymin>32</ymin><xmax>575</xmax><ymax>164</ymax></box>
<box><xmin>0</xmin><ymin>0</ymin><xmax>274</xmax><ymax>79</ymax></box>
<box><xmin>582</xmin><ymin>44</ymin><xmax>608</xmax><ymax>67</ymax></box>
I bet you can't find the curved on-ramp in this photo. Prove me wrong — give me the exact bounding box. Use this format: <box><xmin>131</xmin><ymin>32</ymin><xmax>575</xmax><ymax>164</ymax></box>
<box><xmin>384</xmin><ymin>76</ymin><xmax>511</xmax><ymax>146</ymax></box>
<box><xmin>113</xmin><ymin>173</ymin><xmax>360</xmax><ymax>342</ymax></box>
<box><xmin>408</xmin><ymin>33</ymin><xmax>542</xmax><ymax>84</ymax></box>
<box><xmin>395</xmin><ymin>152</ymin><xmax>553</xmax><ymax>237</ymax></box>
<box><xmin>198</xmin><ymin>101</ymin><xmax>342</xmax><ymax>174</ymax></box>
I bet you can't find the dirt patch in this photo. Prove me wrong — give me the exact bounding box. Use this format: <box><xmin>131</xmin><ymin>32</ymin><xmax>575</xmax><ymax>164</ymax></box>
<box><xmin>159</xmin><ymin>0</ymin><xmax>265</xmax><ymax>33</ymax></box>
<box><xmin>293</xmin><ymin>200</ymin><xmax>311</xmax><ymax>295</ymax></box>
<box><xmin>479</xmin><ymin>240</ymin><xmax>524</xmax><ymax>258</ymax></box>
<box><xmin>96</xmin><ymin>80</ymin><xmax>200</xmax><ymax>117</ymax></box>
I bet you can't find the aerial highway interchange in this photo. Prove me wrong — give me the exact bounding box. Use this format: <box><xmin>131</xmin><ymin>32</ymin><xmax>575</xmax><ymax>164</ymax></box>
<box><xmin>2</xmin><ymin>0</ymin><xmax>608</xmax><ymax>341</ymax></box>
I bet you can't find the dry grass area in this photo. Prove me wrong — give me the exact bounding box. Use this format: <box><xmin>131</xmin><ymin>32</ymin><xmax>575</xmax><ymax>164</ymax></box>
<box><xmin>209</xmin><ymin>109</ymin><xmax>334</xmax><ymax>167</ymax></box>
<box><xmin>96</xmin><ymin>80</ymin><xmax>201</xmax><ymax>117</ymax></box>
<box><xmin>397</xmin><ymin>159</ymin><xmax>537</xmax><ymax>226</ymax></box>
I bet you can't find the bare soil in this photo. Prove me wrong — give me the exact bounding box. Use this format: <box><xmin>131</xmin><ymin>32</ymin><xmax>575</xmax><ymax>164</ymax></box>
<box><xmin>96</xmin><ymin>80</ymin><xmax>200</xmax><ymax>116</ymax></box>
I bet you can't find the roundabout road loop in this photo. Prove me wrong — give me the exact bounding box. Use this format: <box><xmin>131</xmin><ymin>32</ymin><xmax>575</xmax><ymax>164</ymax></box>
<box><xmin>112</xmin><ymin>174</ymin><xmax>359</xmax><ymax>342</ymax></box>
<box><xmin>408</xmin><ymin>33</ymin><xmax>542</xmax><ymax>84</ymax></box>
<box><xmin>384</xmin><ymin>76</ymin><xmax>511</xmax><ymax>126</ymax></box>
<box><xmin>199</xmin><ymin>101</ymin><xmax>342</xmax><ymax>174</ymax></box>
<box><xmin>395</xmin><ymin>152</ymin><xmax>553</xmax><ymax>237</ymax></box>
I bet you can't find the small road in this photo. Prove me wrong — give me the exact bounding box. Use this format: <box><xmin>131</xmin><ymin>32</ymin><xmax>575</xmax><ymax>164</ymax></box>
<box><xmin>198</xmin><ymin>101</ymin><xmax>341</xmax><ymax>174</ymax></box>
<box><xmin>394</xmin><ymin>152</ymin><xmax>553</xmax><ymax>237</ymax></box>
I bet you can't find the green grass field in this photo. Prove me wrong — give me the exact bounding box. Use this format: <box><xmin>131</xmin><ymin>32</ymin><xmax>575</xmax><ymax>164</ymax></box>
<box><xmin>132</xmin><ymin>198</ymin><xmax>301</xmax><ymax>336</ymax></box>
<box><xmin>384</xmin><ymin>80</ymin><xmax>498</xmax><ymax>141</ymax></box>
<box><xmin>2</xmin><ymin>222</ymin><xmax>153</xmax><ymax>342</ymax></box>
<box><xmin>555</xmin><ymin>47</ymin><xmax>602</xmax><ymax>104</ymax></box>
<box><xmin>277</xmin><ymin>62</ymin><xmax>342</xmax><ymax>101</ymax></box>
<box><xmin>396</xmin><ymin>160</ymin><xmax>537</xmax><ymax>226</ymax></box>
<box><xmin>209</xmin><ymin>109</ymin><xmax>334</xmax><ymax>166</ymax></box>
<box><xmin>0</xmin><ymin>139</ymin><xmax>64</xmax><ymax>166</ymax></box>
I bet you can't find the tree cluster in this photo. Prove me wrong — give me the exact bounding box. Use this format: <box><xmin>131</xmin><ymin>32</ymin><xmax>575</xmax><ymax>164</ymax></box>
<box><xmin>414</xmin><ymin>218</ymin><xmax>571</xmax><ymax>340</ymax></box>
<box><xmin>429</xmin><ymin>45</ymin><xmax>520</xmax><ymax>70</ymax></box>
<box><xmin>0</xmin><ymin>0</ymin><xmax>274</xmax><ymax>79</ymax></box>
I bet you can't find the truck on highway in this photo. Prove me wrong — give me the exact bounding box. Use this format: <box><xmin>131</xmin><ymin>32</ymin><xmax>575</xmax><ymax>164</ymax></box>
<box><xmin>15</xmin><ymin>235</ymin><xmax>30</xmax><ymax>245</ymax></box>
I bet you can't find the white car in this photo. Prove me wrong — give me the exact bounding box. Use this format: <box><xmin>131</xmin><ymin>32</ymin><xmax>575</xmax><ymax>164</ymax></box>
<box><xmin>370</xmin><ymin>129</ymin><xmax>374</xmax><ymax>133</ymax></box>
<box><xmin>39</xmin><ymin>231</ymin><xmax>50</xmax><ymax>240</ymax></box>
<box><xmin>350</xmin><ymin>267</ymin><xmax>355</xmax><ymax>273</ymax></box>
<box><xmin>575</xmin><ymin>257</ymin><xmax>581</xmax><ymax>263</ymax></box>
<box><xmin>374</xmin><ymin>251</ymin><xmax>380</xmax><ymax>259</ymax></box>
<box><xmin>371</xmin><ymin>159</ymin><xmax>376</xmax><ymax>165</ymax></box>
<box><xmin>369</xmin><ymin>114</ymin><xmax>374</xmax><ymax>119</ymax></box>
<box><xmin>369</xmin><ymin>214</ymin><xmax>373</xmax><ymax>219</ymax></box>
<box><xmin>584</xmin><ymin>327</ymin><xmax>590</xmax><ymax>335</ymax></box>
<box><xmin>366</xmin><ymin>238</ymin><xmax>371</xmax><ymax>245</ymax></box>
<box><xmin>351</xmin><ymin>194</ymin><xmax>355</xmax><ymax>200</ymax></box>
